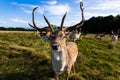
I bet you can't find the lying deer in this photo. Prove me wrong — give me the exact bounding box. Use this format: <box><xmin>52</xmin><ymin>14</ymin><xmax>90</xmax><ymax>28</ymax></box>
<box><xmin>28</xmin><ymin>1</ymin><xmax>84</xmax><ymax>80</ymax></box>
<box><xmin>94</xmin><ymin>33</ymin><xmax>105</xmax><ymax>40</ymax></box>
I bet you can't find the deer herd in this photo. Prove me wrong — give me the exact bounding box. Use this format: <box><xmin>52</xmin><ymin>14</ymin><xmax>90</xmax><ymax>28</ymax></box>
<box><xmin>28</xmin><ymin>1</ymin><xmax>119</xmax><ymax>80</ymax></box>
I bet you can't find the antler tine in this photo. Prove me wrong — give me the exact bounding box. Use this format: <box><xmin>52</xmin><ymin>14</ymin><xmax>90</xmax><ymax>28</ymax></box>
<box><xmin>28</xmin><ymin>7</ymin><xmax>41</xmax><ymax>31</ymax></box>
<box><xmin>43</xmin><ymin>15</ymin><xmax>54</xmax><ymax>32</ymax></box>
<box><xmin>80</xmin><ymin>2</ymin><xmax>84</xmax><ymax>23</ymax></box>
<box><xmin>60</xmin><ymin>12</ymin><xmax>67</xmax><ymax>31</ymax></box>
<box><xmin>28</xmin><ymin>23</ymin><xmax>35</xmax><ymax>29</ymax></box>
<box><xmin>32</xmin><ymin>7</ymin><xmax>39</xmax><ymax>29</ymax></box>
<box><xmin>75</xmin><ymin>1</ymin><xmax>84</xmax><ymax>29</ymax></box>
<box><xmin>80</xmin><ymin>2</ymin><xmax>84</xmax><ymax>11</ymax></box>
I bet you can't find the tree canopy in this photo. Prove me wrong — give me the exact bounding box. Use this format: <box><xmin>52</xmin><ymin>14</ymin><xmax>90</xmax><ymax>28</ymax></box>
<box><xmin>82</xmin><ymin>15</ymin><xmax>120</xmax><ymax>34</ymax></box>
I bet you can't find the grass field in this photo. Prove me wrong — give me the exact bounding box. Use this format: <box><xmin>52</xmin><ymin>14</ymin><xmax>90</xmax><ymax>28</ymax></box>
<box><xmin>0</xmin><ymin>31</ymin><xmax>120</xmax><ymax>80</ymax></box>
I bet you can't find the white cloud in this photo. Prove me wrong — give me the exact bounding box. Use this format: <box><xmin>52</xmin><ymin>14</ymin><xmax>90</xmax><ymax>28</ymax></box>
<box><xmin>12</xmin><ymin>1</ymin><xmax>70</xmax><ymax>15</ymax></box>
<box><xmin>75</xmin><ymin>0</ymin><xmax>83</xmax><ymax>3</ymax></box>
<box><xmin>12</xmin><ymin>2</ymin><xmax>40</xmax><ymax>14</ymax></box>
<box><xmin>20</xmin><ymin>7</ymin><xmax>44</xmax><ymax>14</ymax></box>
<box><xmin>0</xmin><ymin>21</ymin><xmax>10</xmax><ymax>26</ymax></box>
<box><xmin>84</xmin><ymin>0</ymin><xmax>120</xmax><ymax>19</ymax></box>
<box><xmin>11</xmin><ymin>18</ymin><xmax>28</xmax><ymax>24</ymax></box>
<box><xmin>40</xmin><ymin>0</ymin><xmax>57</xmax><ymax>5</ymax></box>
<box><xmin>12</xmin><ymin>2</ymin><xmax>38</xmax><ymax>8</ymax></box>
<box><xmin>20</xmin><ymin>8</ymin><xmax>32</xmax><ymax>13</ymax></box>
<box><xmin>45</xmin><ymin>4</ymin><xmax>71</xmax><ymax>15</ymax></box>
<box><xmin>37</xmin><ymin>8</ymin><xmax>44</xmax><ymax>14</ymax></box>
<box><xmin>47</xmin><ymin>0</ymin><xmax>57</xmax><ymax>5</ymax></box>
<box><xmin>89</xmin><ymin>0</ymin><xmax>120</xmax><ymax>10</ymax></box>
<box><xmin>65</xmin><ymin>20</ymin><xmax>80</xmax><ymax>27</ymax></box>
<box><xmin>0</xmin><ymin>20</ymin><xmax>27</xmax><ymax>27</ymax></box>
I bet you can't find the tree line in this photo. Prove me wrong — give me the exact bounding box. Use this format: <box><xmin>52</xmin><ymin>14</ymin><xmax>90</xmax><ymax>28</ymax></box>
<box><xmin>81</xmin><ymin>15</ymin><xmax>120</xmax><ymax>34</ymax></box>
<box><xmin>0</xmin><ymin>27</ymin><xmax>34</xmax><ymax>31</ymax></box>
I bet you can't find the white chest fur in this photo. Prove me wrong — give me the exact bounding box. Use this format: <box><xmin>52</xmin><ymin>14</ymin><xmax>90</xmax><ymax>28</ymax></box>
<box><xmin>51</xmin><ymin>49</ymin><xmax>67</xmax><ymax>75</ymax></box>
<box><xmin>53</xmin><ymin>52</ymin><xmax>60</xmax><ymax>61</ymax></box>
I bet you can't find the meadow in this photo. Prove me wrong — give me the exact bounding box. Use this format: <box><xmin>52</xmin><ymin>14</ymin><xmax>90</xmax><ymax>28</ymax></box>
<box><xmin>0</xmin><ymin>31</ymin><xmax>120</xmax><ymax>80</ymax></box>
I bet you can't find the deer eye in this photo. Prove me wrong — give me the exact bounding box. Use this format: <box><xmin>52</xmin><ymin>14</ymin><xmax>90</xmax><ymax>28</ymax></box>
<box><xmin>60</xmin><ymin>34</ymin><xmax>63</xmax><ymax>37</ymax></box>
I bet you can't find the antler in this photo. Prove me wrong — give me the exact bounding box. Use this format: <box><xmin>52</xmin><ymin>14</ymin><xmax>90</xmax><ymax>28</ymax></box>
<box><xmin>65</xmin><ymin>1</ymin><xmax>85</xmax><ymax>31</ymax></box>
<box><xmin>43</xmin><ymin>15</ymin><xmax>54</xmax><ymax>32</ymax></box>
<box><xmin>28</xmin><ymin>7</ymin><xmax>52</xmax><ymax>33</ymax></box>
<box><xmin>28</xmin><ymin>7</ymin><xmax>42</xmax><ymax>31</ymax></box>
<box><xmin>60</xmin><ymin>12</ymin><xmax>67</xmax><ymax>31</ymax></box>
<box><xmin>43</xmin><ymin>1</ymin><xmax>84</xmax><ymax>32</ymax></box>
<box><xmin>43</xmin><ymin>12</ymin><xmax>67</xmax><ymax>32</ymax></box>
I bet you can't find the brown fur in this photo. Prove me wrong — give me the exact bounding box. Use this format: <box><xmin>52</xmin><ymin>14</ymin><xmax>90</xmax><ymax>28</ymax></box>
<box><xmin>49</xmin><ymin>30</ymin><xmax>78</xmax><ymax>80</ymax></box>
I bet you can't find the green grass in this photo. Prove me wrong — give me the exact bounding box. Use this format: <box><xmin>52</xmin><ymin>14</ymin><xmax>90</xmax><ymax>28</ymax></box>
<box><xmin>0</xmin><ymin>31</ymin><xmax>120</xmax><ymax>80</ymax></box>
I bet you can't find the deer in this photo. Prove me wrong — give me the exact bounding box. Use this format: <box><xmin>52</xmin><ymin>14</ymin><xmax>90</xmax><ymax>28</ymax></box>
<box><xmin>68</xmin><ymin>29</ymin><xmax>82</xmax><ymax>42</ymax></box>
<box><xmin>28</xmin><ymin>1</ymin><xmax>84</xmax><ymax>80</ymax></box>
<box><xmin>35</xmin><ymin>30</ymin><xmax>40</xmax><ymax>37</ymax></box>
<box><xmin>94</xmin><ymin>33</ymin><xmax>105</xmax><ymax>40</ymax></box>
<box><xmin>110</xmin><ymin>30</ymin><xmax>118</xmax><ymax>42</ymax></box>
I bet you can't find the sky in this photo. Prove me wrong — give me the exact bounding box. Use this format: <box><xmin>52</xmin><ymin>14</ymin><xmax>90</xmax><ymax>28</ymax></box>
<box><xmin>0</xmin><ymin>0</ymin><xmax>120</xmax><ymax>29</ymax></box>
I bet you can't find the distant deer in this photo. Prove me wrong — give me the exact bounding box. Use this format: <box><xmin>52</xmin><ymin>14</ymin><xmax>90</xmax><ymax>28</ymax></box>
<box><xmin>29</xmin><ymin>1</ymin><xmax>84</xmax><ymax>80</ymax></box>
<box><xmin>34</xmin><ymin>30</ymin><xmax>40</xmax><ymax>37</ymax></box>
<box><xmin>110</xmin><ymin>30</ymin><xmax>118</xmax><ymax>42</ymax></box>
<box><xmin>94</xmin><ymin>33</ymin><xmax>105</xmax><ymax>40</ymax></box>
<box><xmin>69</xmin><ymin>29</ymin><xmax>82</xmax><ymax>42</ymax></box>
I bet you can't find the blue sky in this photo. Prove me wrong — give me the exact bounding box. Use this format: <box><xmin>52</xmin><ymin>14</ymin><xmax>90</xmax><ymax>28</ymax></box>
<box><xmin>0</xmin><ymin>0</ymin><xmax>120</xmax><ymax>28</ymax></box>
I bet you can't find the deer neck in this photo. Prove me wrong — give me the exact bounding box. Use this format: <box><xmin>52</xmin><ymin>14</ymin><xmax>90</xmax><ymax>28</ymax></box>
<box><xmin>51</xmin><ymin>43</ymin><xmax>68</xmax><ymax>75</ymax></box>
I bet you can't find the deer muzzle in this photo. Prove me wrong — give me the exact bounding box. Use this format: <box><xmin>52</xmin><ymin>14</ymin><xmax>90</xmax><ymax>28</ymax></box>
<box><xmin>51</xmin><ymin>44</ymin><xmax>60</xmax><ymax>50</ymax></box>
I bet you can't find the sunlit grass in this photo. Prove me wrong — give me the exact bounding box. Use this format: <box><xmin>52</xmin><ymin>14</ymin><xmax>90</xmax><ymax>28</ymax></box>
<box><xmin>0</xmin><ymin>31</ymin><xmax>120</xmax><ymax>80</ymax></box>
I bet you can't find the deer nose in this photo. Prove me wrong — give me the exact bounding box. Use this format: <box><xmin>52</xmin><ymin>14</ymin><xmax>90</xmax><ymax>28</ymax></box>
<box><xmin>51</xmin><ymin>44</ymin><xmax>60</xmax><ymax>50</ymax></box>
